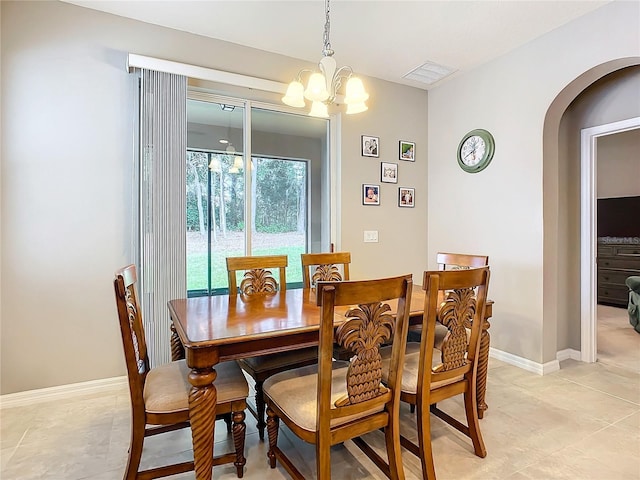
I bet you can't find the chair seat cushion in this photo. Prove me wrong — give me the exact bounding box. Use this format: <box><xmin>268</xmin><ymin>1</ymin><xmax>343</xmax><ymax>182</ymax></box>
<box><xmin>407</xmin><ymin>323</ymin><xmax>448</xmax><ymax>348</ymax></box>
<box><xmin>144</xmin><ymin>359</ymin><xmax>249</xmax><ymax>415</ymax></box>
<box><xmin>380</xmin><ymin>343</ymin><xmax>463</xmax><ymax>394</ymax></box>
<box><xmin>263</xmin><ymin>361</ymin><xmax>385</xmax><ymax>433</ymax></box>
<box><xmin>237</xmin><ymin>347</ymin><xmax>318</xmax><ymax>375</ymax></box>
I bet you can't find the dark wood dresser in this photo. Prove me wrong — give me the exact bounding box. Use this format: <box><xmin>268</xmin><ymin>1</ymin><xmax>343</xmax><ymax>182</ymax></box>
<box><xmin>597</xmin><ymin>238</ymin><xmax>640</xmax><ymax>307</ymax></box>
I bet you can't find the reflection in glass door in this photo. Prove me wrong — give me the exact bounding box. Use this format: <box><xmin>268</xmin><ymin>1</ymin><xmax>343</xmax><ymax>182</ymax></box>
<box><xmin>186</xmin><ymin>96</ymin><xmax>329</xmax><ymax>295</ymax></box>
<box><xmin>186</xmin><ymin>100</ymin><xmax>245</xmax><ymax>295</ymax></box>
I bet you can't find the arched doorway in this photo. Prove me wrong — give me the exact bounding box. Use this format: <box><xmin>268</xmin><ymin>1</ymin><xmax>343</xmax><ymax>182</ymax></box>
<box><xmin>543</xmin><ymin>58</ymin><xmax>640</xmax><ymax>366</ymax></box>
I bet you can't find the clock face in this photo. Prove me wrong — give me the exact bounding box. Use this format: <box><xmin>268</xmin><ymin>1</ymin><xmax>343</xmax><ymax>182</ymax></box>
<box><xmin>460</xmin><ymin>135</ymin><xmax>486</xmax><ymax>167</ymax></box>
<box><xmin>457</xmin><ymin>129</ymin><xmax>495</xmax><ymax>173</ymax></box>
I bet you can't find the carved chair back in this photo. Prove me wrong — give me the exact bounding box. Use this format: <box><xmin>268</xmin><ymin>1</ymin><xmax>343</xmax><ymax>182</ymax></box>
<box><xmin>436</xmin><ymin>252</ymin><xmax>489</xmax><ymax>271</ymax></box>
<box><xmin>114</xmin><ymin>264</ymin><xmax>150</xmax><ymax>411</ymax></box>
<box><xmin>421</xmin><ymin>267</ymin><xmax>490</xmax><ymax>385</ymax></box>
<box><xmin>226</xmin><ymin>255</ymin><xmax>288</xmax><ymax>296</ymax></box>
<box><xmin>436</xmin><ymin>252</ymin><xmax>489</xmax><ymax>304</ymax></box>
<box><xmin>301</xmin><ymin>252</ymin><xmax>351</xmax><ymax>288</ymax></box>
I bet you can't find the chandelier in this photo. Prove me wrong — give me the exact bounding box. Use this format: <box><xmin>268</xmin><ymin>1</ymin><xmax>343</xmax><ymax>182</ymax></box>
<box><xmin>281</xmin><ymin>0</ymin><xmax>369</xmax><ymax>118</ymax></box>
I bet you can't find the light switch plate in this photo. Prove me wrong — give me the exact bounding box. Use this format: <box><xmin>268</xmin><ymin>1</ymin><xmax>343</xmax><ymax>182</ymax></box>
<box><xmin>364</xmin><ymin>230</ymin><xmax>379</xmax><ymax>243</ymax></box>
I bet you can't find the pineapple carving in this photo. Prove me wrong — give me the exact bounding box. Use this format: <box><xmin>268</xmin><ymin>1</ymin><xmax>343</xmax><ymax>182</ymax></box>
<box><xmin>438</xmin><ymin>288</ymin><xmax>476</xmax><ymax>371</ymax></box>
<box><xmin>239</xmin><ymin>268</ymin><xmax>278</xmax><ymax>295</ymax></box>
<box><xmin>334</xmin><ymin>302</ymin><xmax>394</xmax><ymax>406</ymax></box>
<box><xmin>311</xmin><ymin>264</ymin><xmax>342</xmax><ymax>286</ymax></box>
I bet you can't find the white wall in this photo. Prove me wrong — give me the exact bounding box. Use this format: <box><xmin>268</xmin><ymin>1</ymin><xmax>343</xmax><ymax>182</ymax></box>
<box><xmin>0</xmin><ymin>1</ymin><xmax>428</xmax><ymax>394</ymax></box>
<box><xmin>427</xmin><ymin>1</ymin><xmax>639</xmax><ymax>364</ymax></box>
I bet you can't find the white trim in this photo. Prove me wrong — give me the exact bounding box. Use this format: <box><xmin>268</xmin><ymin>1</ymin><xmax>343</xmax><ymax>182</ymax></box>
<box><xmin>127</xmin><ymin>53</ymin><xmax>288</xmax><ymax>95</ymax></box>
<box><xmin>244</xmin><ymin>100</ymin><xmax>253</xmax><ymax>254</ymax></box>
<box><xmin>489</xmin><ymin>347</ymin><xmax>559</xmax><ymax>375</ymax></box>
<box><xmin>580</xmin><ymin>116</ymin><xmax>640</xmax><ymax>363</ymax></box>
<box><xmin>556</xmin><ymin>348</ymin><xmax>582</xmax><ymax>362</ymax></box>
<box><xmin>0</xmin><ymin>376</ymin><xmax>128</xmax><ymax>409</ymax></box>
<box><xmin>331</xmin><ymin>113</ymin><xmax>341</xmax><ymax>250</ymax></box>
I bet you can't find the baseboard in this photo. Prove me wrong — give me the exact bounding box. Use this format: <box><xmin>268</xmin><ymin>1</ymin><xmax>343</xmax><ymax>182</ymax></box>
<box><xmin>556</xmin><ymin>348</ymin><xmax>582</xmax><ymax>362</ymax></box>
<box><xmin>0</xmin><ymin>376</ymin><xmax>128</xmax><ymax>409</ymax></box>
<box><xmin>489</xmin><ymin>348</ymin><xmax>560</xmax><ymax>375</ymax></box>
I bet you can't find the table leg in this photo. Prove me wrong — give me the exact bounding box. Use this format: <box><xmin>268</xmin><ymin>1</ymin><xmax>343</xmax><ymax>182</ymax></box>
<box><xmin>476</xmin><ymin>318</ymin><xmax>490</xmax><ymax>419</ymax></box>
<box><xmin>188</xmin><ymin>367</ymin><xmax>217</xmax><ymax>480</ymax></box>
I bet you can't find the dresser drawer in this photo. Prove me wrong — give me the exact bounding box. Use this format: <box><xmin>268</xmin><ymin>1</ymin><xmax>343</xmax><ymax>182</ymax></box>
<box><xmin>615</xmin><ymin>245</ymin><xmax>640</xmax><ymax>256</ymax></box>
<box><xmin>598</xmin><ymin>257</ymin><xmax>640</xmax><ymax>270</ymax></box>
<box><xmin>597</xmin><ymin>284</ymin><xmax>630</xmax><ymax>304</ymax></box>
<box><xmin>598</xmin><ymin>245</ymin><xmax>615</xmax><ymax>256</ymax></box>
<box><xmin>598</xmin><ymin>269</ymin><xmax>635</xmax><ymax>286</ymax></box>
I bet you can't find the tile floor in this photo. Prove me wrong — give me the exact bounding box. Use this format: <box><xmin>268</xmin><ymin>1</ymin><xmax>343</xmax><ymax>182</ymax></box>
<box><xmin>597</xmin><ymin>305</ymin><xmax>640</xmax><ymax>374</ymax></box>
<box><xmin>1</xmin><ymin>306</ymin><xmax>638</xmax><ymax>480</ymax></box>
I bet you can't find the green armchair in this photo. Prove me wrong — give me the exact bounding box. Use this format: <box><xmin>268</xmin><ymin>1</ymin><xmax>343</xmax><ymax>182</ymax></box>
<box><xmin>626</xmin><ymin>276</ymin><xmax>640</xmax><ymax>334</ymax></box>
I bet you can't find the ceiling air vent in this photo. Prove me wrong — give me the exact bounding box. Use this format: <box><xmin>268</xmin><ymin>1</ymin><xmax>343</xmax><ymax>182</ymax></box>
<box><xmin>403</xmin><ymin>61</ymin><xmax>457</xmax><ymax>86</ymax></box>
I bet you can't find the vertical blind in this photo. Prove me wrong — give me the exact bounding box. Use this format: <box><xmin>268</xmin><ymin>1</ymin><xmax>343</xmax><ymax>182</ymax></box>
<box><xmin>139</xmin><ymin>69</ymin><xmax>187</xmax><ymax>366</ymax></box>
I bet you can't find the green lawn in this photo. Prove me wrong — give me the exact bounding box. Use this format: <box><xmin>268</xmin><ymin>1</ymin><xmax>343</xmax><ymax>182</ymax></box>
<box><xmin>187</xmin><ymin>245</ymin><xmax>305</xmax><ymax>292</ymax></box>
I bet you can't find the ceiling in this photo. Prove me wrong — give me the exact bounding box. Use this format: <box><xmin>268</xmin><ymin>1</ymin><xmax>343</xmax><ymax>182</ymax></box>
<box><xmin>62</xmin><ymin>0</ymin><xmax>611</xmax><ymax>90</ymax></box>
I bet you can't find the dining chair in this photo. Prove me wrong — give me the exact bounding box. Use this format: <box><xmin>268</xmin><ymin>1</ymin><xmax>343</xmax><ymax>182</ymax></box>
<box><xmin>114</xmin><ymin>265</ymin><xmax>249</xmax><ymax>479</ymax></box>
<box><xmin>383</xmin><ymin>267</ymin><xmax>490</xmax><ymax>479</ymax></box>
<box><xmin>227</xmin><ymin>255</ymin><xmax>318</xmax><ymax>441</ymax></box>
<box><xmin>263</xmin><ymin>274</ymin><xmax>413</xmax><ymax>480</ymax></box>
<box><xmin>301</xmin><ymin>251</ymin><xmax>353</xmax><ymax>361</ymax></box>
<box><xmin>407</xmin><ymin>252</ymin><xmax>489</xmax><ymax>418</ymax></box>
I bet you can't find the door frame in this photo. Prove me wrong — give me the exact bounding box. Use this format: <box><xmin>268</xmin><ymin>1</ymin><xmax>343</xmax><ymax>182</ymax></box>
<box><xmin>580</xmin><ymin>116</ymin><xmax>640</xmax><ymax>362</ymax></box>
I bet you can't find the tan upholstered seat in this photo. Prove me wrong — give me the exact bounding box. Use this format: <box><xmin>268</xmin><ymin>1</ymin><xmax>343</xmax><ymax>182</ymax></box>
<box><xmin>114</xmin><ymin>264</ymin><xmax>249</xmax><ymax>479</ymax></box>
<box><xmin>263</xmin><ymin>361</ymin><xmax>387</xmax><ymax>432</ymax></box>
<box><xmin>264</xmin><ymin>275</ymin><xmax>413</xmax><ymax>480</ymax></box>
<box><xmin>384</xmin><ymin>268</ymin><xmax>491</xmax><ymax>479</ymax></box>
<box><xmin>226</xmin><ymin>255</ymin><xmax>318</xmax><ymax>441</ymax></box>
<box><xmin>144</xmin><ymin>360</ymin><xmax>248</xmax><ymax>414</ymax></box>
<box><xmin>381</xmin><ymin>343</ymin><xmax>464</xmax><ymax>395</ymax></box>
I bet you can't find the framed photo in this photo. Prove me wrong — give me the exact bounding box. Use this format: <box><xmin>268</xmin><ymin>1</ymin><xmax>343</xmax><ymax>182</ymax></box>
<box><xmin>363</xmin><ymin>184</ymin><xmax>380</xmax><ymax>205</ymax></box>
<box><xmin>398</xmin><ymin>187</ymin><xmax>415</xmax><ymax>208</ymax></box>
<box><xmin>381</xmin><ymin>162</ymin><xmax>398</xmax><ymax>184</ymax></box>
<box><xmin>361</xmin><ymin>135</ymin><xmax>379</xmax><ymax>157</ymax></box>
<box><xmin>399</xmin><ymin>140</ymin><xmax>415</xmax><ymax>161</ymax></box>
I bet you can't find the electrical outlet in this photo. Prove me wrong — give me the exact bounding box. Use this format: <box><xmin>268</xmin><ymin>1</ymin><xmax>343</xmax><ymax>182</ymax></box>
<box><xmin>363</xmin><ymin>230</ymin><xmax>379</xmax><ymax>243</ymax></box>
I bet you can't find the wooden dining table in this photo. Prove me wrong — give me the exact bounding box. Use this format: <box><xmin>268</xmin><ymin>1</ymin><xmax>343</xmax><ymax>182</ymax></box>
<box><xmin>168</xmin><ymin>287</ymin><xmax>493</xmax><ymax>480</ymax></box>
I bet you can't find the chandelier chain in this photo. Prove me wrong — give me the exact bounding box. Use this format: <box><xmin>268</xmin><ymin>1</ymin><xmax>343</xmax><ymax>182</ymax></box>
<box><xmin>322</xmin><ymin>0</ymin><xmax>333</xmax><ymax>56</ymax></box>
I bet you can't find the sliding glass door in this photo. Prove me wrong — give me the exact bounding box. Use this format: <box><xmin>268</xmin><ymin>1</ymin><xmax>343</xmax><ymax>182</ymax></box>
<box><xmin>186</xmin><ymin>95</ymin><xmax>329</xmax><ymax>295</ymax></box>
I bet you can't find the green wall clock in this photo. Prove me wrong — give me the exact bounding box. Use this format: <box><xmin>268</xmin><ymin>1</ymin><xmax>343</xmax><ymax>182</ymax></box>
<box><xmin>457</xmin><ymin>129</ymin><xmax>495</xmax><ymax>173</ymax></box>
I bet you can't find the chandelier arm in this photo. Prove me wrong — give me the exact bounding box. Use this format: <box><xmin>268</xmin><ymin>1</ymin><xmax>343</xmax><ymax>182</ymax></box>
<box><xmin>322</xmin><ymin>66</ymin><xmax>352</xmax><ymax>102</ymax></box>
<box><xmin>295</xmin><ymin>68</ymin><xmax>316</xmax><ymax>82</ymax></box>
<box><xmin>333</xmin><ymin>65</ymin><xmax>353</xmax><ymax>80</ymax></box>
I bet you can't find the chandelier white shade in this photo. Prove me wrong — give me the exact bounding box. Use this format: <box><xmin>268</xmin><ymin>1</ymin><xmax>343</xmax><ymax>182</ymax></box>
<box><xmin>282</xmin><ymin>0</ymin><xmax>369</xmax><ymax>118</ymax></box>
